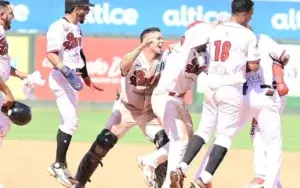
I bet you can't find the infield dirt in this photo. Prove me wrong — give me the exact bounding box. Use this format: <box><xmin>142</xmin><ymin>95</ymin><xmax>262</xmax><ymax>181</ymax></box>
<box><xmin>0</xmin><ymin>140</ymin><xmax>298</xmax><ymax>188</ymax></box>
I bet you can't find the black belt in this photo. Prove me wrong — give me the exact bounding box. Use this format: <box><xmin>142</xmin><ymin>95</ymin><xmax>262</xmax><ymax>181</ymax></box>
<box><xmin>260</xmin><ymin>84</ymin><xmax>277</xmax><ymax>89</ymax></box>
<box><xmin>53</xmin><ymin>67</ymin><xmax>81</xmax><ymax>73</ymax></box>
<box><xmin>243</xmin><ymin>83</ymin><xmax>277</xmax><ymax>96</ymax></box>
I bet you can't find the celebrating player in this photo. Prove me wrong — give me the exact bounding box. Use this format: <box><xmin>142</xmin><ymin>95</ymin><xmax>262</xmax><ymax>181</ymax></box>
<box><xmin>0</xmin><ymin>1</ymin><xmax>30</xmax><ymax>144</ymax></box>
<box><xmin>0</xmin><ymin>1</ymin><xmax>34</xmax><ymax>187</ymax></box>
<box><xmin>173</xmin><ymin>0</ymin><xmax>261</xmax><ymax>187</ymax></box>
<box><xmin>45</xmin><ymin>0</ymin><xmax>102</xmax><ymax>187</ymax></box>
<box><xmin>149</xmin><ymin>21</ymin><xmax>217</xmax><ymax>187</ymax></box>
<box><xmin>240</xmin><ymin>31</ymin><xmax>289</xmax><ymax>188</ymax></box>
<box><xmin>72</xmin><ymin>27</ymin><xmax>169</xmax><ymax>188</ymax></box>
<box><xmin>194</xmin><ymin>31</ymin><xmax>289</xmax><ymax>188</ymax></box>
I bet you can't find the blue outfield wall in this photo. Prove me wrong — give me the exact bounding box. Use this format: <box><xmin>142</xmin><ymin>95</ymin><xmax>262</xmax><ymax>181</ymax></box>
<box><xmin>8</xmin><ymin>0</ymin><xmax>300</xmax><ymax>40</ymax></box>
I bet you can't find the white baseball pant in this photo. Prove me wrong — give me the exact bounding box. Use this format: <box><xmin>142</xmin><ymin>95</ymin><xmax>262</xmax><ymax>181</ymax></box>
<box><xmin>49</xmin><ymin>69</ymin><xmax>79</xmax><ymax>135</ymax></box>
<box><xmin>238</xmin><ymin>85</ymin><xmax>282</xmax><ymax>188</ymax></box>
<box><xmin>247</xmin><ymin>95</ymin><xmax>285</xmax><ymax>186</ymax></box>
<box><xmin>106</xmin><ymin>99</ymin><xmax>163</xmax><ymax>140</ymax></box>
<box><xmin>195</xmin><ymin>85</ymin><xmax>243</xmax><ymax>149</ymax></box>
<box><xmin>151</xmin><ymin>92</ymin><xmax>193</xmax><ymax>188</ymax></box>
<box><xmin>0</xmin><ymin>93</ymin><xmax>11</xmax><ymax>147</ymax></box>
<box><xmin>110</xmin><ymin>99</ymin><xmax>163</xmax><ymax>141</ymax></box>
<box><xmin>193</xmin><ymin>85</ymin><xmax>243</xmax><ymax>183</ymax></box>
<box><xmin>195</xmin><ymin>85</ymin><xmax>283</xmax><ymax>188</ymax></box>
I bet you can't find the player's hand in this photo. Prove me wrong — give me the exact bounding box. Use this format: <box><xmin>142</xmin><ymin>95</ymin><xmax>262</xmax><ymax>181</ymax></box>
<box><xmin>141</xmin><ymin>37</ymin><xmax>156</xmax><ymax>48</ymax></box>
<box><xmin>3</xmin><ymin>92</ymin><xmax>15</xmax><ymax>110</ymax></box>
<box><xmin>276</xmin><ymin>78</ymin><xmax>289</xmax><ymax>96</ymax></box>
<box><xmin>83</xmin><ymin>77</ymin><xmax>104</xmax><ymax>91</ymax></box>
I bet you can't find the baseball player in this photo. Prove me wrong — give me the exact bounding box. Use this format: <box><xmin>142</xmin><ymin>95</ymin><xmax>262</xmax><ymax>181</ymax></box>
<box><xmin>240</xmin><ymin>33</ymin><xmax>289</xmax><ymax>188</ymax></box>
<box><xmin>137</xmin><ymin>20</ymin><xmax>226</xmax><ymax>188</ymax></box>
<box><xmin>45</xmin><ymin>0</ymin><xmax>103</xmax><ymax>187</ymax></box>
<box><xmin>72</xmin><ymin>27</ymin><xmax>170</xmax><ymax>188</ymax></box>
<box><xmin>0</xmin><ymin>1</ymin><xmax>31</xmax><ymax>187</ymax></box>
<box><xmin>171</xmin><ymin>0</ymin><xmax>261</xmax><ymax>187</ymax></box>
<box><xmin>193</xmin><ymin>33</ymin><xmax>289</xmax><ymax>188</ymax></box>
<box><xmin>149</xmin><ymin>20</ymin><xmax>219</xmax><ymax>188</ymax></box>
<box><xmin>0</xmin><ymin>1</ymin><xmax>30</xmax><ymax>146</ymax></box>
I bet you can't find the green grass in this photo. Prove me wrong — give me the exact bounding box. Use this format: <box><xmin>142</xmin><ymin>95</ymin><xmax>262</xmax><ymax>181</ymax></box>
<box><xmin>6</xmin><ymin>108</ymin><xmax>300</xmax><ymax>152</ymax></box>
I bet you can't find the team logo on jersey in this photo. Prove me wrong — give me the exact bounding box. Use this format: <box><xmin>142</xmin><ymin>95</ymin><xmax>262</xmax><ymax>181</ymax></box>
<box><xmin>185</xmin><ymin>57</ymin><xmax>205</xmax><ymax>75</ymax></box>
<box><xmin>0</xmin><ymin>37</ymin><xmax>8</xmax><ymax>56</ymax></box>
<box><xmin>63</xmin><ymin>32</ymin><xmax>82</xmax><ymax>50</ymax></box>
<box><xmin>129</xmin><ymin>69</ymin><xmax>160</xmax><ymax>87</ymax></box>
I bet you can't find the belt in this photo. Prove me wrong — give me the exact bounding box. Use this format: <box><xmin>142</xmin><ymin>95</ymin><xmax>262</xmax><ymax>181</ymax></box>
<box><xmin>260</xmin><ymin>84</ymin><xmax>277</xmax><ymax>89</ymax></box>
<box><xmin>168</xmin><ymin>92</ymin><xmax>186</xmax><ymax>98</ymax></box>
<box><xmin>53</xmin><ymin>67</ymin><xmax>81</xmax><ymax>72</ymax></box>
<box><xmin>243</xmin><ymin>83</ymin><xmax>277</xmax><ymax>96</ymax></box>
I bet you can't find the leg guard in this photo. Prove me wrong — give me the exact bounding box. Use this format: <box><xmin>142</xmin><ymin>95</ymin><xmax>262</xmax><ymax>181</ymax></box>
<box><xmin>153</xmin><ymin>130</ymin><xmax>169</xmax><ymax>188</ymax></box>
<box><xmin>205</xmin><ymin>144</ymin><xmax>227</xmax><ymax>175</ymax></box>
<box><xmin>75</xmin><ymin>129</ymin><xmax>118</xmax><ymax>185</ymax></box>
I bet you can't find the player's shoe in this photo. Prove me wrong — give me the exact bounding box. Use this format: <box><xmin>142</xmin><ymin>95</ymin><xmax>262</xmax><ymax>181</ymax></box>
<box><xmin>190</xmin><ymin>177</ymin><xmax>212</xmax><ymax>188</ymax></box>
<box><xmin>47</xmin><ymin>162</ymin><xmax>79</xmax><ymax>187</ymax></box>
<box><xmin>244</xmin><ymin>177</ymin><xmax>264</xmax><ymax>188</ymax></box>
<box><xmin>137</xmin><ymin>156</ymin><xmax>156</xmax><ymax>187</ymax></box>
<box><xmin>72</xmin><ymin>184</ymin><xmax>85</xmax><ymax>188</ymax></box>
<box><xmin>170</xmin><ymin>168</ymin><xmax>185</xmax><ymax>188</ymax></box>
<box><xmin>244</xmin><ymin>177</ymin><xmax>282</xmax><ymax>188</ymax></box>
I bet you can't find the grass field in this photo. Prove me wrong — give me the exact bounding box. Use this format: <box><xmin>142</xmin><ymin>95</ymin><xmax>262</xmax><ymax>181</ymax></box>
<box><xmin>6</xmin><ymin>107</ymin><xmax>300</xmax><ymax>152</ymax></box>
<box><xmin>1</xmin><ymin>107</ymin><xmax>299</xmax><ymax>188</ymax></box>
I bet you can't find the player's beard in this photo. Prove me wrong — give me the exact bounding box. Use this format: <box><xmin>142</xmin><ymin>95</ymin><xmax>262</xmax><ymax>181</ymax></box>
<box><xmin>1</xmin><ymin>16</ymin><xmax>10</xmax><ymax>30</ymax></box>
<box><xmin>77</xmin><ymin>12</ymin><xmax>86</xmax><ymax>24</ymax></box>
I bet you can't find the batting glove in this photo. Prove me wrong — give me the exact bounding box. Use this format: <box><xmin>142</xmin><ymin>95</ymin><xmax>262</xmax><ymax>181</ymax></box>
<box><xmin>60</xmin><ymin>65</ymin><xmax>83</xmax><ymax>91</ymax></box>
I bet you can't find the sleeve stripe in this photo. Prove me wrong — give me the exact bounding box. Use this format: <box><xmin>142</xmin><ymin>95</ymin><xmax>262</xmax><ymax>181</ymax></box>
<box><xmin>279</xmin><ymin>50</ymin><xmax>286</xmax><ymax>62</ymax></box>
<box><xmin>247</xmin><ymin>59</ymin><xmax>261</xmax><ymax>64</ymax></box>
<box><xmin>47</xmin><ymin>50</ymin><xmax>60</xmax><ymax>55</ymax></box>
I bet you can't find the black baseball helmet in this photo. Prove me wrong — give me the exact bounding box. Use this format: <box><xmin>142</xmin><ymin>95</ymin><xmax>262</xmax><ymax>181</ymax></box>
<box><xmin>65</xmin><ymin>0</ymin><xmax>94</xmax><ymax>12</ymax></box>
<box><xmin>1</xmin><ymin>101</ymin><xmax>32</xmax><ymax>126</ymax></box>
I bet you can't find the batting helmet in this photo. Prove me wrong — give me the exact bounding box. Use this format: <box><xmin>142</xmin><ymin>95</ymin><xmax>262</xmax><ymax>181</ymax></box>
<box><xmin>1</xmin><ymin>101</ymin><xmax>32</xmax><ymax>126</ymax></box>
<box><xmin>65</xmin><ymin>0</ymin><xmax>94</xmax><ymax>12</ymax></box>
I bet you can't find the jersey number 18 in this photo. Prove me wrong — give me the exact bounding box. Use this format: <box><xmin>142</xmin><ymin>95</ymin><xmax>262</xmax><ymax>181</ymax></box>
<box><xmin>214</xmin><ymin>40</ymin><xmax>232</xmax><ymax>62</ymax></box>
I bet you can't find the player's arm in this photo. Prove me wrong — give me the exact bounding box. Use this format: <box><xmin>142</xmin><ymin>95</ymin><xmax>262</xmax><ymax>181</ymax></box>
<box><xmin>265</xmin><ymin>34</ymin><xmax>290</xmax><ymax>68</ymax></box>
<box><xmin>246</xmin><ymin>32</ymin><xmax>261</xmax><ymax>72</ymax></box>
<box><xmin>119</xmin><ymin>45</ymin><xmax>143</xmax><ymax>76</ymax></box>
<box><xmin>80</xmin><ymin>50</ymin><xmax>88</xmax><ymax>78</ymax></box>
<box><xmin>10</xmin><ymin>67</ymin><xmax>28</xmax><ymax>80</ymax></box>
<box><xmin>265</xmin><ymin>35</ymin><xmax>290</xmax><ymax>96</ymax></box>
<box><xmin>80</xmin><ymin>50</ymin><xmax>103</xmax><ymax>91</ymax></box>
<box><xmin>0</xmin><ymin>77</ymin><xmax>14</xmax><ymax>108</ymax></box>
<box><xmin>119</xmin><ymin>37</ymin><xmax>155</xmax><ymax>76</ymax></box>
<box><xmin>46</xmin><ymin>24</ymin><xmax>64</xmax><ymax>69</ymax></box>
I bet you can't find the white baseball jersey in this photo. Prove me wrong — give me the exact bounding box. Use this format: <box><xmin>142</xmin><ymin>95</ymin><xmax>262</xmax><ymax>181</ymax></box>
<box><xmin>154</xmin><ymin>22</ymin><xmax>213</xmax><ymax>95</ymax></box>
<box><xmin>246</xmin><ymin>34</ymin><xmax>286</xmax><ymax>87</ymax></box>
<box><xmin>0</xmin><ymin>26</ymin><xmax>11</xmax><ymax>82</ymax></box>
<box><xmin>207</xmin><ymin>22</ymin><xmax>260</xmax><ymax>88</ymax></box>
<box><xmin>120</xmin><ymin>51</ymin><xmax>168</xmax><ymax>110</ymax></box>
<box><xmin>46</xmin><ymin>18</ymin><xmax>84</xmax><ymax>69</ymax></box>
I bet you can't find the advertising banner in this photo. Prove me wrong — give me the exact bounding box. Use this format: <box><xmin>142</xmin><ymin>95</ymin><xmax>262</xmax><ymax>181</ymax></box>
<box><xmin>34</xmin><ymin>36</ymin><xmax>193</xmax><ymax>103</ymax></box>
<box><xmin>8</xmin><ymin>0</ymin><xmax>300</xmax><ymax>40</ymax></box>
<box><xmin>6</xmin><ymin>36</ymin><xmax>30</xmax><ymax>100</ymax></box>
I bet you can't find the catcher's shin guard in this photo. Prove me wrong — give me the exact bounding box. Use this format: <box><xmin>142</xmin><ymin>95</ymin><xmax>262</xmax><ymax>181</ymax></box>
<box><xmin>153</xmin><ymin>130</ymin><xmax>169</xmax><ymax>188</ymax></box>
<box><xmin>75</xmin><ymin>129</ymin><xmax>118</xmax><ymax>185</ymax></box>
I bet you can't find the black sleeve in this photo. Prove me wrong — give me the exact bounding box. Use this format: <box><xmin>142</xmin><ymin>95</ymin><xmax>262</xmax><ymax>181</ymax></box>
<box><xmin>80</xmin><ymin>50</ymin><xmax>89</xmax><ymax>78</ymax></box>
